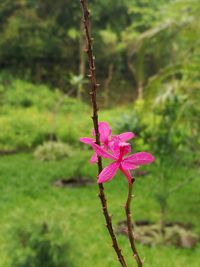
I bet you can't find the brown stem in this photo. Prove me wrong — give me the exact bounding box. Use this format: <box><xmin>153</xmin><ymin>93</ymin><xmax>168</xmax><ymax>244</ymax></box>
<box><xmin>80</xmin><ymin>1</ymin><xmax>128</xmax><ymax>267</ymax></box>
<box><xmin>125</xmin><ymin>179</ymin><xmax>143</xmax><ymax>267</ymax></box>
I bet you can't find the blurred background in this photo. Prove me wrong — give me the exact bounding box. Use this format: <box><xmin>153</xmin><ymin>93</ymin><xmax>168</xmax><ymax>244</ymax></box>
<box><xmin>0</xmin><ymin>0</ymin><xmax>199</xmax><ymax>266</ymax></box>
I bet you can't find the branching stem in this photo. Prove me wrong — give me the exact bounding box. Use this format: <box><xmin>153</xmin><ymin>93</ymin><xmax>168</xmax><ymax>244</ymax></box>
<box><xmin>125</xmin><ymin>179</ymin><xmax>143</xmax><ymax>267</ymax></box>
<box><xmin>80</xmin><ymin>1</ymin><xmax>128</xmax><ymax>266</ymax></box>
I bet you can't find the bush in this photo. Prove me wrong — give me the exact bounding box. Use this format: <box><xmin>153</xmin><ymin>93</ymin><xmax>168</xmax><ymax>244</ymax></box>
<box><xmin>10</xmin><ymin>223</ymin><xmax>74</xmax><ymax>267</ymax></box>
<box><xmin>34</xmin><ymin>141</ymin><xmax>73</xmax><ymax>161</ymax></box>
<box><xmin>114</xmin><ymin>111</ymin><xmax>146</xmax><ymax>136</ymax></box>
<box><xmin>0</xmin><ymin>76</ymin><xmax>91</xmax><ymax>150</ymax></box>
<box><xmin>0</xmin><ymin>75</ymin><xmax>89</xmax><ymax>113</ymax></box>
<box><xmin>148</xmin><ymin>92</ymin><xmax>190</xmax><ymax>159</ymax></box>
<box><xmin>2</xmin><ymin>79</ymin><xmax>61</xmax><ymax>110</ymax></box>
<box><xmin>0</xmin><ymin>109</ymin><xmax>51</xmax><ymax>150</ymax></box>
<box><xmin>113</xmin><ymin>109</ymin><xmax>151</xmax><ymax>151</ymax></box>
<box><xmin>0</xmin><ymin>106</ymin><xmax>91</xmax><ymax>150</ymax></box>
<box><xmin>59</xmin><ymin>96</ymin><xmax>89</xmax><ymax>114</ymax></box>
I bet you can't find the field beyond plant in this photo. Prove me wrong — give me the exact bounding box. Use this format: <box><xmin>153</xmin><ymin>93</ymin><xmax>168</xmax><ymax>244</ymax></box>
<box><xmin>0</xmin><ymin>72</ymin><xmax>199</xmax><ymax>267</ymax></box>
<box><xmin>0</xmin><ymin>151</ymin><xmax>199</xmax><ymax>267</ymax></box>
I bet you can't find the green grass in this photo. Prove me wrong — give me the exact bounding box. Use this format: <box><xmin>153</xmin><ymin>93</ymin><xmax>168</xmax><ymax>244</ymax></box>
<box><xmin>0</xmin><ymin>152</ymin><xmax>199</xmax><ymax>267</ymax></box>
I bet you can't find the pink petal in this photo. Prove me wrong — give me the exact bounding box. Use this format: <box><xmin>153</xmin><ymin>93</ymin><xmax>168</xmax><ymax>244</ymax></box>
<box><xmin>92</xmin><ymin>122</ymin><xmax>111</xmax><ymax>143</ymax></box>
<box><xmin>99</xmin><ymin>122</ymin><xmax>112</xmax><ymax>142</ymax></box>
<box><xmin>125</xmin><ymin>152</ymin><xmax>155</xmax><ymax>166</ymax></box>
<box><xmin>98</xmin><ymin>162</ymin><xmax>120</xmax><ymax>183</ymax></box>
<box><xmin>109</xmin><ymin>141</ymin><xmax>131</xmax><ymax>158</ymax></box>
<box><xmin>117</xmin><ymin>132</ymin><xmax>135</xmax><ymax>141</ymax></box>
<box><xmin>119</xmin><ymin>142</ymin><xmax>131</xmax><ymax>157</ymax></box>
<box><xmin>92</xmin><ymin>143</ymin><xmax>117</xmax><ymax>160</ymax></box>
<box><xmin>89</xmin><ymin>153</ymin><xmax>98</xmax><ymax>164</ymax></box>
<box><xmin>119</xmin><ymin>166</ymin><xmax>132</xmax><ymax>183</ymax></box>
<box><xmin>121</xmin><ymin>160</ymin><xmax>138</xmax><ymax>170</ymax></box>
<box><xmin>79</xmin><ymin>137</ymin><xmax>94</xmax><ymax>144</ymax></box>
<box><xmin>109</xmin><ymin>140</ymin><xmax>121</xmax><ymax>157</ymax></box>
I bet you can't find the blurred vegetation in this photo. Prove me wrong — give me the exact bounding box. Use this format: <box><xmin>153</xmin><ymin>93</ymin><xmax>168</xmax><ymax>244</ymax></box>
<box><xmin>34</xmin><ymin>141</ymin><xmax>73</xmax><ymax>161</ymax></box>
<box><xmin>0</xmin><ymin>0</ymin><xmax>199</xmax><ymax>103</ymax></box>
<box><xmin>0</xmin><ymin>0</ymin><xmax>199</xmax><ymax>153</ymax></box>
<box><xmin>10</xmin><ymin>223</ymin><xmax>73</xmax><ymax>267</ymax></box>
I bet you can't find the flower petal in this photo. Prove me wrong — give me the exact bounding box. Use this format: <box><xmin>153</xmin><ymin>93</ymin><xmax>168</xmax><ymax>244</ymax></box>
<box><xmin>119</xmin><ymin>142</ymin><xmax>131</xmax><ymax>156</ymax></box>
<box><xmin>121</xmin><ymin>160</ymin><xmax>138</xmax><ymax>170</ymax></box>
<box><xmin>125</xmin><ymin>152</ymin><xmax>155</xmax><ymax>166</ymax></box>
<box><xmin>89</xmin><ymin>153</ymin><xmax>98</xmax><ymax>164</ymax></box>
<box><xmin>109</xmin><ymin>140</ymin><xmax>120</xmax><ymax>157</ymax></box>
<box><xmin>98</xmin><ymin>162</ymin><xmax>120</xmax><ymax>183</ymax></box>
<box><xmin>117</xmin><ymin>132</ymin><xmax>135</xmax><ymax>141</ymax></box>
<box><xmin>79</xmin><ymin>137</ymin><xmax>94</xmax><ymax>144</ymax></box>
<box><xmin>119</xmin><ymin>166</ymin><xmax>132</xmax><ymax>183</ymax></box>
<box><xmin>109</xmin><ymin>141</ymin><xmax>131</xmax><ymax>159</ymax></box>
<box><xmin>99</xmin><ymin>122</ymin><xmax>112</xmax><ymax>142</ymax></box>
<box><xmin>92</xmin><ymin>122</ymin><xmax>111</xmax><ymax>143</ymax></box>
<box><xmin>92</xmin><ymin>143</ymin><xmax>117</xmax><ymax>160</ymax></box>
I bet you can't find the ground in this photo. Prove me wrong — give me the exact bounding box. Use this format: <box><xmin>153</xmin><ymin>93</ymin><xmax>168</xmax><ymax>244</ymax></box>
<box><xmin>0</xmin><ymin>152</ymin><xmax>199</xmax><ymax>267</ymax></box>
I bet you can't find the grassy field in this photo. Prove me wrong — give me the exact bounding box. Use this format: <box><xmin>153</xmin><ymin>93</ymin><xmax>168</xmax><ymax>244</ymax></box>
<box><xmin>0</xmin><ymin>151</ymin><xmax>199</xmax><ymax>267</ymax></box>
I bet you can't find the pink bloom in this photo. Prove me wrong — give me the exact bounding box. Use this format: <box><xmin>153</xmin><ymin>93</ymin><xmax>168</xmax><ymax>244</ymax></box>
<box><xmin>92</xmin><ymin>142</ymin><xmax>155</xmax><ymax>184</ymax></box>
<box><xmin>80</xmin><ymin>122</ymin><xmax>135</xmax><ymax>163</ymax></box>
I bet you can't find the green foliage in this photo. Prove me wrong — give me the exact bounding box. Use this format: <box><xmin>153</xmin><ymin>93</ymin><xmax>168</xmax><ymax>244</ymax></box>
<box><xmin>0</xmin><ymin>0</ymin><xmax>80</xmax><ymax>84</ymax></box>
<box><xmin>146</xmin><ymin>81</ymin><xmax>200</xmax><ymax>160</ymax></box>
<box><xmin>0</xmin><ymin>74</ymin><xmax>89</xmax><ymax>113</ymax></box>
<box><xmin>0</xmin><ymin>75</ymin><xmax>91</xmax><ymax>150</ymax></box>
<box><xmin>0</xmin><ymin>106</ymin><xmax>91</xmax><ymax>150</ymax></box>
<box><xmin>59</xmin><ymin>93</ymin><xmax>89</xmax><ymax>114</ymax></box>
<box><xmin>0</xmin><ymin>0</ymin><xmax>200</xmax><ymax>105</ymax></box>
<box><xmin>0</xmin><ymin>109</ymin><xmax>50</xmax><ymax>150</ymax></box>
<box><xmin>114</xmin><ymin>111</ymin><xmax>146</xmax><ymax>137</ymax></box>
<box><xmin>2</xmin><ymin>79</ymin><xmax>60</xmax><ymax>110</ymax></box>
<box><xmin>151</xmin><ymin>92</ymin><xmax>188</xmax><ymax>158</ymax></box>
<box><xmin>34</xmin><ymin>141</ymin><xmax>73</xmax><ymax>161</ymax></box>
<box><xmin>10</xmin><ymin>223</ymin><xmax>73</xmax><ymax>267</ymax></box>
<box><xmin>113</xmin><ymin>111</ymin><xmax>151</xmax><ymax>151</ymax></box>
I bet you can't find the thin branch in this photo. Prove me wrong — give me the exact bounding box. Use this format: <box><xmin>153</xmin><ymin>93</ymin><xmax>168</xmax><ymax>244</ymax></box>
<box><xmin>125</xmin><ymin>179</ymin><xmax>143</xmax><ymax>267</ymax></box>
<box><xmin>80</xmin><ymin>1</ymin><xmax>128</xmax><ymax>266</ymax></box>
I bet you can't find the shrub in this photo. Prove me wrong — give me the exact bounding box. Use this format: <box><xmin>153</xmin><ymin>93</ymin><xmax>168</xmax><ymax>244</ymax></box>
<box><xmin>149</xmin><ymin>92</ymin><xmax>190</xmax><ymax>158</ymax></box>
<box><xmin>114</xmin><ymin>111</ymin><xmax>146</xmax><ymax>136</ymax></box>
<box><xmin>0</xmin><ymin>109</ymin><xmax>51</xmax><ymax>150</ymax></box>
<box><xmin>0</xmin><ymin>106</ymin><xmax>90</xmax><ymax>150</ymax></box>
<box><xmin>34</xmin><ymin>141</ymin><xmax>73</xmax><ymax>161</ymax></box>
<box><xmin>0</xmin><ymin>74</ymin><xmax>92</xmax><ymax>149</ymax></box>
<box><xmin>0</xmin><ymin>76</ymin><xmax>91</xmax><ymax>149</ymax></box>
<box><xmin>10</xmin><ymin>223</ymin><xmax>74</xmax><ymax>267</ymax></box>
<box><xmin>0</xmin><ymin>75</ymin><xmax>89</xmax><ymax>113</ymax></box>
<box><xmin>2</xmin><ymin>79</ymin><xmax>60</xmax><ymax>110</ymax></box>
<box><xmin>113</xmin><ymin>110</ymin><xmax>151</xmax><ymax>151</ymax></box>
<box><xmin>59</xmin><ymin>96</ymin><xmax>89</xmax><ymax>114</ymax></box>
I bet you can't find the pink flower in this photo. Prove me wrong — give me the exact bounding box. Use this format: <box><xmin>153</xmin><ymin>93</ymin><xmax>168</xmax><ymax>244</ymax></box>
<box><xmin>80</xmin><ymin>122</ymin><xmax>135</xmax><ymax>163</ymax></box>
<box><xmin>92</xmin><ymin>142</ymin><xmax>155</xmax><ymax>184</ymax></box>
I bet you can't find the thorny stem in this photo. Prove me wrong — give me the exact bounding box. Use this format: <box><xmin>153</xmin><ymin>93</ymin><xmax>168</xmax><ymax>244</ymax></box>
<box><xmin>80</xmin><ymin>1</ymin><xmax>128</xmax><ymax>267</ymax></box>
<box><xmin>125</xmin><ymin>179</ymin><xmax>143</xmax><ymax>267</ymax></box>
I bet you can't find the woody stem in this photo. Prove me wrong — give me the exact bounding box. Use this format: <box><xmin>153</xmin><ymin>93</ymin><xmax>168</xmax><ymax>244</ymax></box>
<box><xmin>80</xmin><ymin>1</ymin><xmax>128</xmax><ymax>266</ymax></box>
<box><xmin>125</xmin><ymin>180</ymin><xmax>143</xmax><ymax>267</ymax></box>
